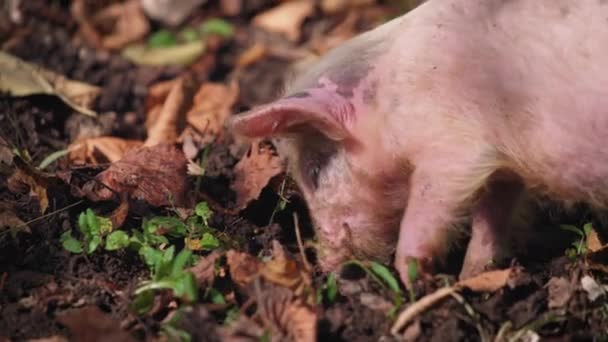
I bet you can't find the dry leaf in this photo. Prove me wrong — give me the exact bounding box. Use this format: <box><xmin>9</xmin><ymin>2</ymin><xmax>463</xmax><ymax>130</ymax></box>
<box><xmin>93</xmin><ymin>0</ymin><xmax>150</xmax><ymax>50</ymax></box>
<box><xmin>187</xmin><ymin>250</ymin><xmax>221</xmax><ymax>286</ymax></box>
<box><xmin>179</xmin><ymin>81</ymin><xmax>239</xmax><ymax>148</ymax></box>
<box><xmin>122</xmin><ymin>41</ymin><xmax>206</xmax><ymax>66</ymax></box>
<box><xmin>145</xmin><ymin>75</ymin><xmax>197</xmax><ymax>147</ymax></box>
<box><xmin>86</xmin><ymin>144</ymin><xmax>189</xmax><ymax>207</ymax></box>
<box><xmin>320</xmin><ymin>0</ymin><xmax>375</xmax><ymax>14</ymax></box>
<box><xmin>253</xmin><ymin>0</ymin><xmax>315</xmax><ymax>42</ymax></box>
<box><xmin>456</xmin><ymin>268</ymin><xmax>513</xmax><ymax>292</ymax></box>
<box><xmin>8</xmin><ymin>167</ymin><xmax>49</xmax><ymax>214</ymax></box>
<box><xmin>0</xmin><ymin>209</ymin><xmax>29</xmax><ymax>234</ymax></box>
<box><xmin>0</xmin><ymin>51</ymin><xmax>99</xmax><ymax>116</ymax></box>
<box><xmin>57</xmin><ymin>306</ymin><xmax>136</xmax><ymax>342</ymax></box>
<box><xmin>236</xmin><ymin>43</ymin><xmax>267</xmax><ymax>68</ymax></box>
<box><xmin>581</xmin><ymin>275</ymin><xmax>608</xmax><ymax>302</ymax></box>
<box><xmin>142</xmin><ymin>0</ymin><xmax>207</xmax><ymax>26</ymax></box>
<box><xmin>0</xmin><ymin>136</ymin><xmax>12</xmax><ymax>165</ymax></box>
<box><xmin>226</xmin><ymin>250</ymin><xmax>261</xmax><ymax>288</ymax></box>
<box><xmin>231</xmin><ymin>141</ymin><xmax>284</xmax><ymax>210</ymax></box>
<box><xmin>109</xmin><ymin>200</ymin><xmax>130</xmax><ymax>228</ymax></box>
<box><xmin>261</xmin><ymin>240</ymin><xmax>313</xmax><ymax>300</ymax></box>
<box><xmin>546</xmin><ymin>277</ymin><xmax>573</xmax><ymax>309</ymax></box>
<box><xmin>68</xmin><ymin>137</ymin><xmax>143</xmax><ymax>165</ymax></box>
<box><xmin>587</xmin><ymin>229</ymin><xmax>603</xmax><ymax>253</ymax></box>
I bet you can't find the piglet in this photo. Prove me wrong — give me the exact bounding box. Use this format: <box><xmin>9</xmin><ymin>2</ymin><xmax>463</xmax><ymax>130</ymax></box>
<box><xmin>230</xmin><ymin>0</ymin><xmax>608</xmax><ymax>286</ymax></box>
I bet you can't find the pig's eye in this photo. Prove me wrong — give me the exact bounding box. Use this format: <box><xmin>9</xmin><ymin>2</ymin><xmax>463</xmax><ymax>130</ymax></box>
<box><xmin>307</xmin><ymin>164</ymin><xmax>321</xmax><ymax>188</ymax></box>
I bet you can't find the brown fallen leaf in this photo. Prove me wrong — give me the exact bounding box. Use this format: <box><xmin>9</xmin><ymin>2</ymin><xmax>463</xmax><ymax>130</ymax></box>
<box><xmin>145</xmin><ymin>75</ymin><xmax>197</xmax><ymax>147</ymax></box>
<box><xmin>68</xmin><ymin>137</ymin><xmax>143</xmax><ymax>165</ymax></box>
<box><xmin>179</xmin><ymin>80</ymin><xmax>239</xmax><ymax>152</ymax></box>
<box><xmin>7</xmin><ymin>164</ymin><xmax>49</xmax><ymax>214</ymax></box>
<box><xmin>253</xmin><ymin>0</ymin><xmax>315</xmax><ymax>42</ymax></box>
<box><xmin>546</xmin><ymin>277</ymin><xmax>573</xmax><ymax>309</ymax></box>
<box><xmin>456</xmin><ymin>268</ymin><xmax>513</xmax><ymax>292</ymax></box>
<box><xmin>320</xmin><ymin>0</ymin><xmax>375</xmax><ymax>14</ymax></box>
<box><xmin>0</xmin><ymin>208</ymin><xmax>30</xmax><ymax>235</ymax></box>
<box><xmin>57</xmin><ymin>306</ymin><xmax>136</xmax><ymax>342</ymax></box>
<box><xmin>231</xmin><ymin>141</ymin><xmax>284</xmax><ymax>210</ymax></box>
<box><xmin>0</xmin><ymin>51</ymin><xmax>100</xmax><ymax>116</ymax></box>
<box><xmin>187</xmin><ymin>250</ymin><xmax>221</xmax><ymax>286</ymax></box>
<box><xmin>587</xmin><ymin>228</ymin><xmax>603</xmax><ymax>253</ymax></box>
<box><xmin>261</xmin><ymin>240</ymin><xmax>313</xmax><ymax>303</ymax></box>
<box><xmin>85</xmin><ymin>143</ymin><xmax>189</xmax><ymax>207</ymax></box>
<box><xmin>226</xmin><ymin>250</ymin><xmax>261</xmax><ymax>288</ymax></box>
<box><xmin>95</xmin><ymin>0</ymin><xmax>150</xmax><ymax>50</ymax></box>
<box><xmin>0</xmin><ymin>136</ymin><xmax>12</xmax><ymax>166</ymax></box>
<box><xmin>236</xmin><ymin>43</ymin><xmax>267</xmax><ymax>68</ymax></box>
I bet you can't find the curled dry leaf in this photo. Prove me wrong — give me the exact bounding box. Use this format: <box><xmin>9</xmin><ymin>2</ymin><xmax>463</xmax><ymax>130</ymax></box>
<box><xmin>85</xmin><ymin>144</ymin><xmax>189</xmax><ymax>207</ymax></box>
<box><xmin>57</xmin><ymin>306</ymin><xmax>136</xmax><ymax>342</ymax></box>
<box><xmin>226</xmin><ymin>250</ymin><xmax>261</xmax><ymax>288</ymax></box>
<box><xmin>93</xmin><ymin>0</ymin><xmax>150</xmax><ymax>50</ymax></box>
<box><xmin>261</xmin><ymin>240</ymin><xmax>313</xmax><ymax>302</ymax></box>
<box><xmin>546</xmin><ymin>277</ymin><xmax>573</xmax><ymax>309</ymax></box>
<box><xmin>231</xmin><ymin>141</ymin><xmax>284</xmax><ymax>210</ymax></box>
<box><xmin>145</xmin><ymin>75</ymin><xmax>197</xmax><ymax>147</ymax></box>
<box><xmin>122</xmin><ymin>41</ymin><xmax>206</xmax><ymax>67</ymax></box>
<box><xmin>187</xmin><ymin>250</ymin><xmax>221</xmax><ymax>286</ymax></box>
<box><xmin>68</xmin><ymin>137</ymin><xmax>143</xmax><ymax>165</ymax></box>
<box><xmin>221</xmin><ymin>285</ymin><xmax>316</xmax><ymax>342</ymax></box>
<box><xmin>253</xmin><ymin>0</ymin><xmax>315</xmax><ymax>42</ymax></box>
<box><xmin>0</xmin><ymin>51</ymin><xmax>99</xmax><ymax>116</ymax></box>
<box><xmin>7</xmin><ymin>164</ymin><xmax>49</xmax><ymax>214</ymax></box>
<box><xmin>586</xmin><ymin>229</ymin><xmax>603</xmax><ymax>253</ymax></box>
<box><xmin>179</xmin><ymin>80</ymin><xmax>239</xmax><ymax>149</ymax></box>
<box><xmin>456</xmin><ymin>267</ymin><xmax>513</xmax><ymax>292</ymax></box>
<box><xmin>142</xmin><ymin>0</ymin><xmax>207</xmax><ymax>26</ymax></box>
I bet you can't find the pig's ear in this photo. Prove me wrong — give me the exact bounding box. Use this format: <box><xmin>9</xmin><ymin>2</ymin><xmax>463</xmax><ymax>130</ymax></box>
<box><xmin>230</xmin><ymin>89</ymin><xmax>355</xmax><ymax>142</ymax></box>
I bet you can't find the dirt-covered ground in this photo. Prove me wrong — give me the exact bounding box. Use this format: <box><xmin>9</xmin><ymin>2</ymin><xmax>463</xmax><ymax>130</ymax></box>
<box><xmin>2</xmin><ymin>1</ymin><xmax>608</xmax><ymax>341</ymax></box>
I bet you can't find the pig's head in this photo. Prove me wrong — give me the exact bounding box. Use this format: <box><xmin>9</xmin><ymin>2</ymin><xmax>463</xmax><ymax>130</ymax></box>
<box><xmin>230</xmin><ymin>51</ymin><xmax>411</xmax><ymax>271</ymax></box>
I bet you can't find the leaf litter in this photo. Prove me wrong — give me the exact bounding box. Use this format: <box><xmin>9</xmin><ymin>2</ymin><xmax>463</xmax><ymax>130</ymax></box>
<box><xmin>1</xmin><ymin>1</ymin><xmax>608</xmax><ymax>341</ymax></box>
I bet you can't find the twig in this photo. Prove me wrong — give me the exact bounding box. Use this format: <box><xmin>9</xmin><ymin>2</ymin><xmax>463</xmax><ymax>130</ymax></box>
<box><xmin>391</xmin><ymin>286</ymin><xmax>456</xmax><ymax>335</ymax></box>
<box><xmin>292</xmin><ymin>213</ymin><xmax>312</xmax><ymax>272</ymax></box>
<box><xmin>1</xmin><ymin>200</ymin><xmax>84</xmax><ymax>237</ymax></box>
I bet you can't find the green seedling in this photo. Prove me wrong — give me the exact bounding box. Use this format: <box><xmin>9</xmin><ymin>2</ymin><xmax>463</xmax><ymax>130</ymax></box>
<box><xmin>317</xmin><ymin>273</ymin><xmax>339</xmax><ymax>305</ymax></box>
<box><xmin>345</xmin><ymin>260</ymin><xmax>404</xmax><ymax>318</ymax></box>
<box><xmin>38</xmin><ymin>148</ymin><xmax>69</xmax><ymax>170</ymax></box>
<box><xmin>147</xmin><ymin>29</ymin><xmax>178</xmax><ymax>48</ymax></box>
<box><xmin>199</xmin><ymin>18</ymin><xmax>234</xmax><ymax>38</ymax></box>
<box><xmin>560</xmin><ymin>222</ymin><xmax>595</xmax><ymax>258</ymax></box>
<box><xmin>135</xmin><ymin>249</ymin><xmax>198</xmax><ymax>310</ymax></box>
<box><xmin>61</xmin><ymin>208</ymin><xmax>113</xmax><ymax>254</ymax></box>
<box><xmin>268</xmin><ymin>176</ymin><xmax>289</xmax><ymax>225</ymax></box>
<box><xmin>160</xmin><ymin>308</ymin><xmax>193</xmax><ymax>342</ymax></box>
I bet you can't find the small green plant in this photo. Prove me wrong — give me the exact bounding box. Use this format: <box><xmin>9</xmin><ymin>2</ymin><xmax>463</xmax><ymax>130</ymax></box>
<box><xmin>317</xmin><ymin>273</ymin><xmax>338</xmax><ymax>305</ymax></box>
<box><xmin>134</xmin><ymin>249</ymin><xmax>198</xmax><ymax>309</ymax></box>
<box><xmin>561</xmin><ymin>222</ymin><xmax>595</xmax><ymax>258</ymax></box>
<box><xmin>60</xmin><ymin>209</ymin><xmax>113</xmax><ymax>254</ymax></box>
<box><xmin>344</xmin><ymin>260</ymin><xmax>404</xmax><ymax>318</ymax></box>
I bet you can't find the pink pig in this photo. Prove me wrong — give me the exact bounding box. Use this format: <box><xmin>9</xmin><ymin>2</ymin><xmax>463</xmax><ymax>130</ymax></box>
<box><xmin>231</xmin><ymin>0</ymin><xmax>608</xmax><ymax>285</ymax></box>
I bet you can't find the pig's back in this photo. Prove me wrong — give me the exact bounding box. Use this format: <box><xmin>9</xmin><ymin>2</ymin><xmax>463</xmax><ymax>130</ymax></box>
<box><xmin>383</xmin><ymin>0</ymin><xmax>608</xmax><ymax>204</ymax></box>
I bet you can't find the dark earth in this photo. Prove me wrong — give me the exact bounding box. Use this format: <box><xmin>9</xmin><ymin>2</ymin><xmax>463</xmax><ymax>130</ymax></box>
<box><xmin>2</xmin><ymin>1</ymin><xmax>608</xmax><ymax>341</ymax></box>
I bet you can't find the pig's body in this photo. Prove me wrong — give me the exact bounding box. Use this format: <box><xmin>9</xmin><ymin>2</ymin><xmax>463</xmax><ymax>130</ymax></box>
<box><xmin>232</xmin><ymin>0</ymin><xmax>608</xmax><ymax>284</ymax></box>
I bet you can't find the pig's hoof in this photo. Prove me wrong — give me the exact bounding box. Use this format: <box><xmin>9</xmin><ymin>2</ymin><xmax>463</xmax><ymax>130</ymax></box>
<box><xmin>395</xmin><ymin>256</ymin><xmax>434</xmax><ymax>289</ymax></box>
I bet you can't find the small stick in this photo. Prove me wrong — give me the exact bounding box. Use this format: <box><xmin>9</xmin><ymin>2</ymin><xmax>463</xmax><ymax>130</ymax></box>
<box><xmin>391</xmin><ymin>286</ymin><xmax>456</xmax><ymax>335</ymax></box>
<box><xmin>292</xmin><ymin>213</ymin><xmax>312</xmax><ymax>272</ymax></box>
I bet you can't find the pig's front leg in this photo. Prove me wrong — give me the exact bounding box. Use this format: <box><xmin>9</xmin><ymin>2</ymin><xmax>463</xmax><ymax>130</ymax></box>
<box><xmin>459</xmin><ymin>180</ymin><xmax>524</xmax><ymax>280</ymax></box>
<box><xmin>394</xmin><ymin>166</ymin><xmax>471</xmax><ymax>286</ymax></box>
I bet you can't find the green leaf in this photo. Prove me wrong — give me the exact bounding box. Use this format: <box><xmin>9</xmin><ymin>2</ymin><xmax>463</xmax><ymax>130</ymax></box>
<box><xmin>105</xmin><ymin>231</ymin><xmax>130</xmax><ymax>251</ymax></box>
<box><xmin>325</xmin><ymin>273</ymin><xmax>338</xmax><ymax>303</ymax></box>
<box><xmin>583</xmin><ymin>222</ymin><xmax>594</xmax><ymax>237</ymax></box>
<box><xmin>172</xmin><ymin>272</ymin><xmax>198</xmax><ymax>302</ymax></box>
<box><xmin>38</xmin><ymin>149</ymin><xmax>69</xmax><ymax>170</ymax></box>
<box><xmin>78</xmin><ymin>211</ymin><xmax>88</xmax><ymax>234</ymax></box>
<box><xmin>146</xmin><ymin>217</ymin><xmax>188</xmax><ymax>237</ymax></box>
<box><xmin>200</xmin><ymin>232</ymin><xmax>220</xmax><ymax>250</ymax></box>
<box><xmin>85</xmin><ymin>208</ymin><xmax>100</xmax><ymax>235</ymax></box>
<box><xmin>195</xmin><ymin>202</ymin><xmax>213</xmax><ymax>226</ymax></box>
<box><xmin>98</xmin><ymin>216</ymin><xmax>113</xmax><ymax>235</ymax></box>
<box><xmin>208</xmin><ymin>288</ymin><xmax>226</xmax><ymax>304</ymax></box>
<box><xmin>199</xmin><ymin>18</ymin><xmax>234</xmax><ymax>38</ymax></box>
<box><xmin>560</xmin><ymin>224</ymin><xmax>584</xmax><ymax>237</ymax></box>
<box><xmin>131</xmin><ymin>290</ymin><xmax>155</xmax><ymax>315</ymax></box>
<box><xmin>179</xmin><ymin>27</ymin><xmax>200</xmax><ymax>42</ymax></box>
<box><xmin>140</xmin><ymin>245</ymin><xmax>164</xmax><ymax>270</ymax></box>
<box><xmin>86</xmin><ymin>235</ymin><xmax>102</xmax><ymax>254</ymax></box>
<box><xmin>148</xmin><ymin>29</ymin><xmax>178</xmax><ymax>48</ymax></box>
<box><xmin>60</xmin><ymin>231</ymin><xmax>83</xmax><ymax>254</ymax></box>
<box><xmin>171</xmin><ymin>249</ymin><xmax>193</xmax><ymax>277</ymax></box>
<box><xmin>407</xmin><ymin>259</ymin><xmax>419</xmax><ymax>283</ymax></box>
<box><xmin>370</xmin><ymin>262</ymin><xmax>402</xmax><ymax>295</ymax></box>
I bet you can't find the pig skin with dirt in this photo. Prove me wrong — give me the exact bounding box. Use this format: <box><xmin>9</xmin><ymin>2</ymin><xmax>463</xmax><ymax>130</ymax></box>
<box><xmin>230</xmin><ymin>0</ymin><xmax>608</xmax><ymax>286</ymax></box>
